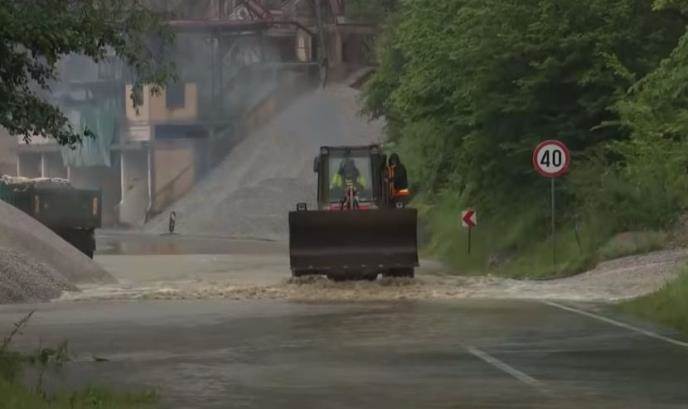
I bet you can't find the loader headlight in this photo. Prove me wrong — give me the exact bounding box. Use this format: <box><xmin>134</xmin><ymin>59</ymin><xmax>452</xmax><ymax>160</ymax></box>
<box><xmin>296</xmin><ymin>202</ymin><xmax>308</xmax><ymax>211</ymax></box>
<box><xmin>320</xmin><ymin>147</ymin><xmax>329</xmax><ymax>155</ymax></box>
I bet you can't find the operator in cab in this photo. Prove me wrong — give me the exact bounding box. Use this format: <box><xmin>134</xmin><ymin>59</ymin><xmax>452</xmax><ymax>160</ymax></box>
<box><xmin>331</xmin><ymin>156</ymin><xmax>367</xmax><ymax>193</ymax></box>
<box><xmin>387</xmin><ymin>153</ymin><xmax>410</xmax><ymax>206</ymax></box>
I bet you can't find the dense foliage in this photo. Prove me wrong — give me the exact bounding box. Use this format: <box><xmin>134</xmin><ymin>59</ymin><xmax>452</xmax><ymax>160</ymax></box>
<box><xmin>364</xmin><ymin>0</ymin><xmax>688</xmax><ymax>275</ymax></box>
<box><xmin>0</xmin><ymin>0</ymin><xmax>174</xmax><ymax>145</ymax></box>
<box><xmin>346</xmin><ymin>0</ymin><xmax>399</xmax><ymax>22</ymax></box>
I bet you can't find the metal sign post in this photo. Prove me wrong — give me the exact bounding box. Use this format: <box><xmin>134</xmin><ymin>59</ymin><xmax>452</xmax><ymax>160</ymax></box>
<box><xmin>532</xmin><ymin>140</ymin><xmax>571</xmax><ymax>272</ymax></box>
<box><xmin>551</xmin><ymin>177</ymin><xmax>555</xmax><ymax>266</ymax></box>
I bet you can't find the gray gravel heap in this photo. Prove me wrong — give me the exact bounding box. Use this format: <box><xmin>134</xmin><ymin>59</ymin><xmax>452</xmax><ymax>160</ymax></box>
<box><xmin>0</xmin><ymin>247</ymin><xmax>76</xmax><ymax>303</ymax></box>
<box><xmin>0</xmin><ymin>199</ymin><xmax>114</xmax><ymax>304</ymax></box>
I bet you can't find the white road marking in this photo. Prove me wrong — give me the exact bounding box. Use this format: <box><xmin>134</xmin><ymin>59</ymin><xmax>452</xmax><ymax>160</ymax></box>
<box><xmin>466</xmin><ymin>346</ymin><xmax>543</xmax><ymax>389</ymax></box>
<box><xmin>543</xmin><ymin>301</ymin><xmax>688</xmax><ymax>349</ymax></box>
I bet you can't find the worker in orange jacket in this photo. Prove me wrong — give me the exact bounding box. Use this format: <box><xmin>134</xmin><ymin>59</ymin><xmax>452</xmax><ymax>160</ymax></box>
<box><xmin>387</xmin><ymin>153</ymin><xmax>410</xmax><ymax>206</ymax></box>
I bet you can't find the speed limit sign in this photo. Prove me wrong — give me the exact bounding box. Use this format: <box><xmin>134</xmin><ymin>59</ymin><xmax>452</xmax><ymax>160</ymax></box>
<box><xmin>532</xmin><ymin>140</ymin><xmax>570</xmax><ymax>178</ymax></box>
<box><xmin>533</xmin><ymin>139</ymin><xmax>571</xmax><ymax>274</ymax></box>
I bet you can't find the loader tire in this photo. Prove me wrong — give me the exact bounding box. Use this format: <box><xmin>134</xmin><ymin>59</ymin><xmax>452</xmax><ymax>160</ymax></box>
<box><xmin>292</xmin><ymin>270</ymin><xmax>316</xmax><ymax>278</ymax></box>
<box><xmin>385</xmin><ymin>268</ymin><xmax>414</xmax><ymax>278</ymax></box>
<box><xmin>363</xmin><ymin>273</ymin><xmax>378</xmax><ymax>281</ymax></box>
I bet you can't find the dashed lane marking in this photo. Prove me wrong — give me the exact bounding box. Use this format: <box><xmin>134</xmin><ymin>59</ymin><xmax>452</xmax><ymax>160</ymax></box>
<box><xmin>543</xmin><ymin>301</ymin><xmax>688</xmax><ymax>349</ymax></box>
<box><xmin>466</xmin><ymin>346</ymin><xmax>544</xmax><ymax>389</ymax></box>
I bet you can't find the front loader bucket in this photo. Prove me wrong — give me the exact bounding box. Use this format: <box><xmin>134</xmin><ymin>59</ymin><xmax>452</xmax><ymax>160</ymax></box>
<box><xmin>289</xmin><ymin>209</ymin><xmax>418</xmax><ymax>273</ymax></box>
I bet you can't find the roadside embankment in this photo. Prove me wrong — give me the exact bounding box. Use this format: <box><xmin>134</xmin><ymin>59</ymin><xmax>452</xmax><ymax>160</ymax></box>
<box><xmin>620</xmin><ymin>265</ymin><xmax>688</xmax><ymax>335</ymax></box>
<box><xmin>0</xmin><ymin>201</ymin><xmax>113</xmax><ymax>304</ymax></box>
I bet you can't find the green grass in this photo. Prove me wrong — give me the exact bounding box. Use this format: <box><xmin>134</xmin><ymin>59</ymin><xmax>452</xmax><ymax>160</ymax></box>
<box><xmin>493</xmin><ymin>225</ymin><xmax>598</xmax><ymax>279</ymax></box>
<box><xmin>0</xmin><ymin>379</ymin><xmax>158</xmax><ymax>409</ymax></box>
<box><xmin>620</xmin><ymin>267</ymin><xmax>688</xmax><ymax>335</ymax></box>
<box><xmin>419</xmin><ymin>195</ymin><xmax>610</xmax><ymax>279</ymax></box>
<box><xmin>418</xmin><ymin>192</ymin><xmax>675</xmax><ymax>279</ymax></box>
<box><xmin>1</xmin><ymin>312</ymin><xmax>158</xmax><ymax>409</ymax></box>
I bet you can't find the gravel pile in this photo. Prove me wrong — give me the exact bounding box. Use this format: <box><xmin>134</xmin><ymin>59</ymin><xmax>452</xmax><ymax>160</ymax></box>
<box><xmin>0</xmin><ymin>248</ymin><xmax>76</xmax><ymax>303</ymax></box>
<box><xmin>146</xmin><ymin>85</ymin><xmax>383</xmax><ymax>239</ymax></box>
<box><xmin>0</xmin><ymin>200</ymin><xmax>114</xmax><ymax>304</ymax></box>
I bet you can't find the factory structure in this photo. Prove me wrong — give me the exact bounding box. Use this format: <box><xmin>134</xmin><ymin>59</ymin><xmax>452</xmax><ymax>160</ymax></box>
<box><xmin>5</xmin><ymin>0</ymin><xmax>376</xmax><ymax>226</ymax></box>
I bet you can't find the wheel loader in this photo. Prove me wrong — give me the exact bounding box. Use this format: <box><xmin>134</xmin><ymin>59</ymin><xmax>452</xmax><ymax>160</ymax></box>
<box><xmin>289</xmin><ymin>145</ymin><xmax>418</xmax><ymax>280</ymax></box>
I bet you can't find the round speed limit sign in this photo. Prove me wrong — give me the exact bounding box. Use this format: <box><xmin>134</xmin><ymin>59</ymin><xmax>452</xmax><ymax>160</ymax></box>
<box><xmin>532</xmin><ymin>140</ymin><xmax>570</xmax><ymax>178</ymax></box>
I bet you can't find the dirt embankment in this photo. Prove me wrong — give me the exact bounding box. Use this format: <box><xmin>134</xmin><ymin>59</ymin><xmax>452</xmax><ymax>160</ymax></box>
<box><xmin>0</xmin><ymin>200</ymin><xmax>113</xmax><ymax>304</ymax></box>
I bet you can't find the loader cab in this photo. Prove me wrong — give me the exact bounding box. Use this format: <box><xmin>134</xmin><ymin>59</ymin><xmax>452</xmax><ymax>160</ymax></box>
<box><xmin>314</xmin><ymin>145</ymin><xmax>387</xmax><ymax>210</ymax></box>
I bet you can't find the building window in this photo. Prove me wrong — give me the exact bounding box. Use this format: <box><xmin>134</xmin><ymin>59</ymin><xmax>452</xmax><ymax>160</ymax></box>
<box><xmin>166</xmin><ymin>83</ymin><xmax>185</xmax><ymax>109</ymax></box>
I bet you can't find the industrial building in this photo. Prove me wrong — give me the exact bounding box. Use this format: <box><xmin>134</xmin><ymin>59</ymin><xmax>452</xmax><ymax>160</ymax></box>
<box><xmin>8</xmin><ymin>0</ymin><xmax>376</xmax><ymax>226</ymax></box>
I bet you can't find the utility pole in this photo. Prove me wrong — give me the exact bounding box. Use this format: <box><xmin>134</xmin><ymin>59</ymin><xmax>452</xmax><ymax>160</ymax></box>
<box><xmin>313</xmin><ymin>0</ymin><xmax>328</xmax><ymax>87</ymax></box>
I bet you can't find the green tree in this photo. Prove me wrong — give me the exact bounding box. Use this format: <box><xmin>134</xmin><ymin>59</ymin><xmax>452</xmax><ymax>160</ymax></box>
<box><xmin>590</xmin><ymin>4</ymin><xmax>688</xmax><ymax>231</ymax></box>
<box><xmin>363</xmin><ymin>0</ymin><xmax>687</xmax><ymax>273</ymax></box>
<box><xmin>345</xmin><ymin>0</ymin><xmax>399</xmax><ymax>22</ymax></box>
<box><xmin>0</xmin><ymin>1</ymin><xmax>174</xmax><ymax>145</ymax></box>
<box><xmin>365</xmin><ymin>0</ymin><xmax>684</xmax><ymax>212</ymax></box>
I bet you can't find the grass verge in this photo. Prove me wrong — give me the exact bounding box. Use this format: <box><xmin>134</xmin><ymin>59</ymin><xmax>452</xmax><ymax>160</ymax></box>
<box><xmin>619</xmin><ymin>267</ymin><xmax>688</xmax><ymax>335</ymax></box>
<box><xmin>418</xmin><ymin>192</ymin><xmax>672</xmax><ymax>279</ymax></box>
<box><xmin>1</xmin><ymin>312</ymin><xmax>158</xmax><ymax>409</ymax></box>
<box><xmin>0</xmin><ymin>380</ymin><xmax>157</xmax><ymax>409</ymax></box>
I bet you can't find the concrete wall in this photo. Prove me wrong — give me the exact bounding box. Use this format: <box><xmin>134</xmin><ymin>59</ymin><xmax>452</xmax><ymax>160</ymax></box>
<box><xmin>17</xmin><ymin>153</ymin><xmax>41</xmax><ymax>178</ymax></box>
<box><xmin>296</xmin><ymin>29</ymin><xmax>313</xmax><ymax>62</ymax></box>
<box><xmin>125</xmin><ymin>84</ymin><xmax>199</xmax><ymax>126</ymax></box>
<box><xmin>329</xmin><ymin>29</ymin><xmax>344</xmax><ymax>66</ymax></box>
<box><xmin>43</xmin><ymin>153</ymin><xmax>68</xmax><ymax>178</ymax></box>
<box><xmin>152</xmin><ymin>139</ymin><xmax>197</xmax><ymax>213</ymax></box>
<box><xmin>69</xmin><ymin>156</ymin><xmax>121</xmax><ymax>226</ymax></box>
<box><xmin>119</xmin><ymin>149</ymin><xmax>149</xmax><ymax>226</ymax></box>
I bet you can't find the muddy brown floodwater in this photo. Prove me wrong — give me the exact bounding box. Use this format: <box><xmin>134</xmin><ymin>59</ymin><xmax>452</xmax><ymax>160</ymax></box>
<box><xmin>67</xmin><ymin>231</ymin><xmax>688</xmax><ymax>304</ymax></box>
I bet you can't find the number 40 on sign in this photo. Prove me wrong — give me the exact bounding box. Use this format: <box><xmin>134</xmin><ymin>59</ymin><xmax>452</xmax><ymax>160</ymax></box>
<box><xmin>532</xmin><ymin>140</ymin><xmax>570</xmax><ymax>178</ymax></box>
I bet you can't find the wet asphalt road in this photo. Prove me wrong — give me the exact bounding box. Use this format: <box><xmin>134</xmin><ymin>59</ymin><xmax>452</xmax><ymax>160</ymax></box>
<box><xmin>1</xmin><ymin>231</ymin><xmax>687</xmax><ymax>408</ymax></box>
<box><xmin>1</xmin><ymin>299</ymin><xmax>688</xmax><ymax>409</ymax></box>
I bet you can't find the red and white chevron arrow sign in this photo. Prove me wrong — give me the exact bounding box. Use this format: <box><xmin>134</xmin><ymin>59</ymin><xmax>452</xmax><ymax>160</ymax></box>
<box><xmin>461</xmin><ymin>209</ymin><xmax>477</xmax><ymax>229</ymax></box>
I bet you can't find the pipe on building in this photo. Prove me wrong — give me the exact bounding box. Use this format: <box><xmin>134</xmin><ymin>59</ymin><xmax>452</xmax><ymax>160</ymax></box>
<box><xmin>145</xmin><ymin>143</ymin><xmax>155</xmax><ymax>222</ymax></box>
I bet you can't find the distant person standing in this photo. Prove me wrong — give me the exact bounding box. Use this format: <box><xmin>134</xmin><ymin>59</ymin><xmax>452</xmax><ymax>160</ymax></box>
<box><xmin>168</xmin><ymin>211</ymin><xmax>177</xmax><ymax>234</ymax></box>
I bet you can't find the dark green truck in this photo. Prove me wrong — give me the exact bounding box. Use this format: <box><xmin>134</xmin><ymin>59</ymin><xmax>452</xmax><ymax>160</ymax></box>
<box><xmin>0</xmin><ymin>176</ymin><xmax>101</xmax><ymax>258</ymax></box>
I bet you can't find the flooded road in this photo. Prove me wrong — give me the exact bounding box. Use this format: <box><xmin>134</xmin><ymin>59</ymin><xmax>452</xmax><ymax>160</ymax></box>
<box><xmin>97</xmin><ymin>230</ymin><xmax>286</xmax><ymax>256</ymax></box>
<box><xmin>85</xmin><ymin>231</ymin><xmax>686</xmax><ymax>303</ymax></box>
<box><xmin>1</xmin><ymin>231</ymin><xmax>686</xmax><ymax>408</ymax></box>
<box><xmin>1</xmin><ymin>299</ymin><xmax>687</xmax><ymax>408</ymax></box>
